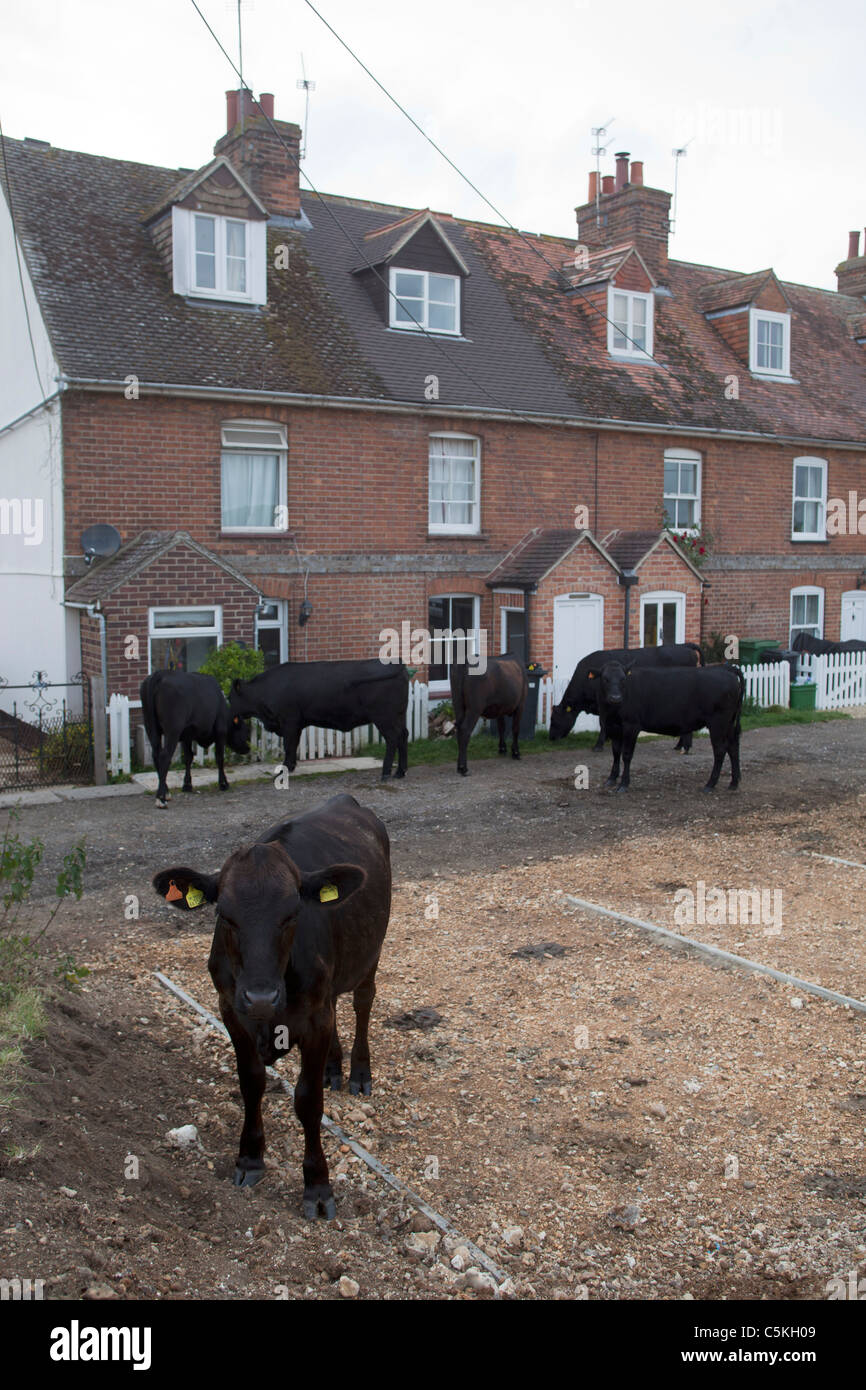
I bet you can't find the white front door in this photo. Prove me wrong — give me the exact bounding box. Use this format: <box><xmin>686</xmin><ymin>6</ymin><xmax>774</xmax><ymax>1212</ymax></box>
<box><xmin>553</xmin><ymin>593</ymin><xmax>604</xmax><ymax>730</ymax></box>
<box><xmin>640</xmin><ymin>591</ymin><xmax>685</xmax><ymax>646</ymax></box>
<box><xmin>841</xmin><ymin>590</ymin><xmax>866</xmax><ymax>642</ymax></box>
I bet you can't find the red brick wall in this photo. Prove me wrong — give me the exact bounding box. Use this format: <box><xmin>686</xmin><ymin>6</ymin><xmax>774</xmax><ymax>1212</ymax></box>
<box><xmin>628</xmin><ymin>546</ymin><xmax>703</xmax><ymax>647</ymax></box>
<box><xmin>60</xmin><ymin>392</ymin><xmax>866</xmax><ymax>665</ymax></box>
<box><xmin>78</xmin><ymin>542</ymin><xmax>259</xmax><ymax>697</ymax></box>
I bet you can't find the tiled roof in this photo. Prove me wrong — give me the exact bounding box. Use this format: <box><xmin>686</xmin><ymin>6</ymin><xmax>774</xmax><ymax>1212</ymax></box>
<box><xmin>696</xmin><ymin>270</ymin><xmax>786</xmax><ymax>313</ymax></box>
<box><xmin>3</xmin><ymin>136</ymin><xmax>866</xmax><ymax>442</ymax></box>
<box><xmin>486</xmin><ymin>528</ymin><xmax>618</xmax><ymax>587</ymax></box>
<box><xmin>602</xmin><ymin>530</ymin><xmax>665</xmax><ymax>570</ymax></box>
<box><xmin>65</xmin><ymin>530</ymin><xmax>261</xmax><ymax>603</ymax></box>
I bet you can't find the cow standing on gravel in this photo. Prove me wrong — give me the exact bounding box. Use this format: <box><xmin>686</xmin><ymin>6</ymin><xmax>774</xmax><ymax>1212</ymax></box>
<box><xmin>153</xmin><ymin>793</ymin><xmax>391</xmax><ymax>1220</ymax></box>
<box><xmin>140</xmin><ymin>671</ymin><xmax>250</xmax><ymax>809</ymax></box>
<box><xmin>549</xmin><ymin>642</ymin><xmax>704</xmax><ymax>750</ymax></box>
<box><xmin>229</xmin><ymin>659</ymin><xmax>409</xmax><ymax>780</ymax></box>
<box><xmin>589</xmin><ymin>661</ymin><xmax>745</xmax><ymax>792</ymax></box>
<box><xmin>451</xmin><ymin>652</ymin><xmax>528</xmax><ymax>776</ymax></box>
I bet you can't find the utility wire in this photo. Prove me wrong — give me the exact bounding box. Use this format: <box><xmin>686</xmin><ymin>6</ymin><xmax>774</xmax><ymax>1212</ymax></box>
<box><xmin>187</xmin><ymin>0</ymin><xmax>547</xmax><ymax>425</ymax></box>
<box><xmin>302</xmin><ymin>0</ymin><xmax>676</xmax><ymax>373</ymax></box>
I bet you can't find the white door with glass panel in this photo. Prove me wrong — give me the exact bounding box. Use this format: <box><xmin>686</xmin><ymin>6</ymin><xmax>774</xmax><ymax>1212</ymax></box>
<box><xmin>553</xmin><ymin>593</ymin><xmax>604</xmax><ymax>730</ymax></box>
<box><xmin>841</xmin><ymin>591</ymin><xmax>866</xmax><ymax>642</ymax></box>
<box><xmin>641</xmin><ymin>592</ymin><xmax>685</xmax><ymax>646</ymax></box>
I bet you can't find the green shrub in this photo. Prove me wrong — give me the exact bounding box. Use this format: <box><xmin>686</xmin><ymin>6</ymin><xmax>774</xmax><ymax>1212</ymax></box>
<box><xmin>0</xmin><ymin>810</ymin><xmax>86</xmax><ymax>1007</ymax></box>
<box><xmin>198</xmin><ymin>642</ymin><xmax>266</xmax><ymax>697</ymax></box>
<box><xmin>39</xmin><ymin>720</ymin><xmax>92</xmax><ymax>774</ymax></box>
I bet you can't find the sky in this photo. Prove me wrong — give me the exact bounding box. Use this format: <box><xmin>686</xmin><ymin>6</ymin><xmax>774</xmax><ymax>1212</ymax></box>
<box><xmin>2</xmin><ymin>0</ymin><xmax>865</xmax><ymax>290</ymax></box>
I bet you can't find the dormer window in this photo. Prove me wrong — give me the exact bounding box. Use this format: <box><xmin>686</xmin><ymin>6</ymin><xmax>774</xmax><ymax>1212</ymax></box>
<box><xmin>750</xmin><ymin>307</ymin><xmax>790</xmax><ymax>376</ymax></box>
<box><xmin>390</xmin><ymin>268</ymin><xmax>460</xmax><ymax>334</ymax></box>
<box><xmin>608</xmin><ymin>288</ymin><xmax>653</xmax><ymax>359</ymax></box>
<box><xmin>170</xmin><ymin>205</ymin><xmax>266</xmax><ymax>304</ymax></box>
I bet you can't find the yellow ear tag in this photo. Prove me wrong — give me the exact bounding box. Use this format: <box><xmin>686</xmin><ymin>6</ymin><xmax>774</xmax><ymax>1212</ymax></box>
<box><xmin>319</xmin><ymin>883</ymin><xmax>339</xmax><ymax>903</ymax></box>
<box><xmin>185</xmin><ymin>886</ymin><xmax>204</xmax><ymax>909</ymax></box>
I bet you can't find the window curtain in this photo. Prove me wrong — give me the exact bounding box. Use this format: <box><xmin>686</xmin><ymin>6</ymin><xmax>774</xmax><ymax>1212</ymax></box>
<box><xmin>429</xmin><ymin>438</ymin><xmax>476</xmax><ymax>527</ymax></box>
<box><xmin>222</xmin><ymin>453</ymin><xmax>279</xmax><ymax>528</ymax></box>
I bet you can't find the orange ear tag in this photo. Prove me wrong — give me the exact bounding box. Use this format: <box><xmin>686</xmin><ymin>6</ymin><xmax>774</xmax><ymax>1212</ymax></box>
<box><xmin>165</xmin><ymin>881</ymin><xmax>183</xmax><ymax>902</ymax></box>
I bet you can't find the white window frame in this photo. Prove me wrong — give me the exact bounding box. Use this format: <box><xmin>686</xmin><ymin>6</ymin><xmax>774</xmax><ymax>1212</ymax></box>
<box><xmin>789</xmin><ymin>586</ymin><xmax>824</xmax><ymax>647</ymax></box>
<box><xmin>171</xmin><ymin>206</ymin><xmax>267</xmax><ymax>304</ymax></box>
<box><xmin>663</xmin><ymin>448</ymin><xmax>702</xmax><ymax>535</ymax></box>
<box><xmin>499</xmin><ymin>598</ymin><xmax>525</xmax><ymax>655</ymax></box>
<box><xmin>255</xmin><ymin>599</ymin><xmax>288</xmax><ymax>665</ymax></box>
<box><xmin>791</xmin><ymin>456</ymin><xmax>827</xmax><ymax>541</ymax></box>
<box><xmin>220</xmin><ymin>420</ymin><xmax>288</xmax><ymax>534</ymax></box>
<box><xmin>428</xmin><ymin>433</ymin><xmax>481</xmax><ymax>536</ymax></box>
<box><xmin>428</xmin><ymin>594</ymin><xmax>481</xmax><ymax>698</ymax></box>
<box><xmin>607</xmin><ymin>287</ymin><xmax>654</xmax><ymax>360</ymax></box>
<box><xmin>389</xmin><ymin>266</ymin><xmax>461</xmax><ymax>335</ymax></box>
<box><xmin>148</xmin><ymin>606</ymin><xmax>222</xmax><ymax>674</ymax></box>
<box><xmin>750</xmin><ymin>307</ymin><xmax>791</xmax><ymax>377</ymax></box>
<box><xmin>640</xmin><ymin>590</ymin><xmax>686</xmax><ymax>646</ymax></box>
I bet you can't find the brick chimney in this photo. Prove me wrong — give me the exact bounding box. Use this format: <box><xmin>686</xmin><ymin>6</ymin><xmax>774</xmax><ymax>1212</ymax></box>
<box><xmin>836</xmin><ymin>229</ymin><xmax>866</xmax><ymax>297</ymax></box>
<box><xmin>214</xmin><ymin>89</ymin><xmax>301</xmax><ymax>219</ymax></box>
<box><xmin>575</xmin><ymin>156</ymin><xmax>672</xmax><ymax>280</ymax></box>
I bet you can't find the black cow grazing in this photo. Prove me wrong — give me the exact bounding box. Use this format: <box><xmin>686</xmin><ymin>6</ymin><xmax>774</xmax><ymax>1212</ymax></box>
<box><xmin>140</xmin><ymin>671</ymin><xmax>250</xmax><ymax>810</ymax></box>
<box><xmin>229</xmin><ymin>660</ymin><xmax>409</xmax><ymax>780</ymax></box>
<box><xmin>153</xmin><ymin>793</ymin><xmax>391</xmax><ymax>1220</ymax></box>
<box><xmin>791</xmin><ymin>632</ymin><xmax>866</xmax><ymax>655</ymax></box>
<box><xmin>451</xmin><ymin>652</ymin><xmax>528</xmax><ymax>776</ymax></box>
<box><xmin>589</xmin><ymin>660</ymin><xmax>745</xmax><ymax>792</ymax></box>
<box><xmin>549</xmin><ymin>642</ymin><xmax>704</xmax><ymax>748</ymax></box>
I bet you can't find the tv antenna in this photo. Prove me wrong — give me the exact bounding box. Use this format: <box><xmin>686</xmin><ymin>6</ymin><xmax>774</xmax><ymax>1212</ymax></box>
<box><xmin>297</xmin><ymin>53</ymin><xmax>316</xmax><ymax>160</ymax></box>
<box><xmin>670</xmin><ymin>139</ymin><xmax>693</xmax><ymax>235</ymax></box>
<box><xmin>591</xmin><ymin>117</ymin><xmax>615</xmax><ymax>226</ymax></box>
<box><xmin>80</xmin><ymin>524</ymin><xmax>121</xmax><ymax>567</ymax></box>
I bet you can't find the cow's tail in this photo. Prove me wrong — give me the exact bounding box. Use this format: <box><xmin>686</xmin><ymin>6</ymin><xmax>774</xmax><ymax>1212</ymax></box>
<box><xmin>449</xmin><ymin>658</ymin><xmax>467</xmax><ymax>723</ymax></box>
<box><xmin>139</xmin><ymin>671</ymin><xmax>164</xmax><ymax>758</ymax></box>
<box><xmin>729</xmin><ymin>661</ymin><xmax>746</xmax><ymax>738</ymax></box>
<box><xmin>686</xmin><ymin>641</ymin><xmax>704</xmax><ymax>666</ymax></box>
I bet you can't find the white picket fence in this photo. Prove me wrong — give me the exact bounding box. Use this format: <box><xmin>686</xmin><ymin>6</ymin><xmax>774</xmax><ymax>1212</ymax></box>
<box><xmin>742</xmin><ymin>660</ymin><xmax>790</xmax><ymax>709</ymax></box>
<box><xmin>797</xmin><ymin>651</ymin><xmax>866</xmax><ymax>710</ymax></box>
<box><xmin>107</xmin><ymin>682</ymin><xmax>431</xmax><ymax>774</ymax></box>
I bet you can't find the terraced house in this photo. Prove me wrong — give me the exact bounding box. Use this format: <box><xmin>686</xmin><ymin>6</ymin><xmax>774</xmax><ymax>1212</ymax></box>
<box><xmin>2</xmin><ymin>88</ymin><xmax>866</xmax><ymax>710</ymax></box>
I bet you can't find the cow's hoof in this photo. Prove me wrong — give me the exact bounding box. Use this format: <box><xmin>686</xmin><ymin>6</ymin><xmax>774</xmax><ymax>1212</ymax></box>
<box><xmin>603</xmin><ymin>779</ymin><xmax>617</xmax><ymax>790</ymax></box>
<box><xmin>155</xmin><ymin>798</ymin><xmax>167</xmax><ymax>809</ymax></box>
<box><xmin>324</xmin><ymin>1062</ymin><xmax>343</xmax><ymax>1091</ymax></box>
<box><xmin>393</xmin><ymin>769</ymin><xmax>406</xmax><ymax>779</ymax></box>
<box><xmin>182</xmin><ymin>784</ymin><xmax>194</xmax><ymax>794</ymax></box>
<box><xmin>302</xmin><ymin>1187</ymin><xmax>336</xmax><ymax>1220</ymax></box>
<box><xmin>728</xmin><ymin>781</ymin><xmax>740</xmax><ymax>792</ymax></box>
<box><xmin>233</xmin><ymin>1162</ymin><xmax>265</xmax><ymax>1188</ymax></box>
<box><xmin>511</xmin><ymin>751</ymin><xmax>521</xmax><ymax>760</ymax></box>
<box><xmin>614</xmin><ymin>784</ymin><xmax>629</xmax><ymax>794</ymax></box>
<box><xmin>458</xmin><ymin>768</ymin><xmax>469</xmax><ymax>776</ymax></box>
<box><xmin>219</xmin><ymin>782</ymin><xmax>230</xmax><ymax>792</ymax></box>
<box><xmin>702</xmin><ymin>784</ymin><xmax>717</xmax><ymax>793</ymax></box>
<box><xmin>348</xmin><ymin>1072</ymin><xmax>372</xmax><ymax>1097</ymax></box>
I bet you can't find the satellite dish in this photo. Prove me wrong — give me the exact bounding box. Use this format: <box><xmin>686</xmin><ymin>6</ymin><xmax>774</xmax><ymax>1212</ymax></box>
<box><xmin>81</xmin><ymin>524</ymin><xmax>122</xmax><ymax>567</ymax></box>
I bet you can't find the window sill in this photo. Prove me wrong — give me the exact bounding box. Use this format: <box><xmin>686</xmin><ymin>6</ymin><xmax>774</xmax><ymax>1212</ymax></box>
<box><xmin>427</xmin><ymin>531</ymin><xmax>487</xmax><ymax>541</ymax></box>
<box><xmin>220</xmin><ymin>530</ymin><xmax>294</xmax><ymax>539</ymax></box>
<box><xmin>750</xmin><ymin>371</ymin><xmax>798</xmax><ymax>384</ymax></box>
<box><xmin>387</xmin><ymin>327</ymin><xmax>469</xmax><ymax>342</ymax></box>
<box><xmin>790</xmin><ymin>536</ymin><xmax>828</xmax><ymax>544</ymax></box>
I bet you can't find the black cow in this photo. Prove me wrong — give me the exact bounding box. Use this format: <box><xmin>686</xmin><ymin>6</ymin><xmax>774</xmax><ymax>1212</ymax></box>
<box><xmin>589</xmin><ymin>660</ymin><xmax>745</xmax><ymax>792</ymax></box>
<box><xmin>549</xmin><ymin>642</ymin><xmax>704</xmax><ymax>748</ymax></box>
<box><xmin>153</xmin><ymin>793</ymin><xmax>390</xmax><ymax>1220</ymax></box>
<box><xmin>791</xmin><ymin>632</ymin><xmax>866</xmax><ymax>655</ymax></box>
<box><xmin>451</xmin><ymin>652</ymin><xmax>528</xmax><ymax>776</ymax></box>
<box><xmin>229</xmin><ymin>660</ymin><xmax>409</xmax><ymax>780</ymax></box>
<box><xmin>140</xmin><ymin>670</ymin><xmax>250</xmax><ymax>810</ymax></box>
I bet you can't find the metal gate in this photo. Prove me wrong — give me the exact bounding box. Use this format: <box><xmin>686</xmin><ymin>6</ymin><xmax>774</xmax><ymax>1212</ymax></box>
<box><xmin>0</xmin><ymin>672</ymin><xmax>94</xmax><ymax>791</ymax></box>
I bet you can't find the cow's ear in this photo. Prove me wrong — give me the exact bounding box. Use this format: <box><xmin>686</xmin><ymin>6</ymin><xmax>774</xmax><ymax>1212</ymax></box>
<box><xmin>299</xmin><ymin>864</ymin><xmax>367</xmax><ymax>908</ymax></box>
<box><xmin>152</xmin><ymin>867</ymin><xmax>219</xmax><ymax>911</ymax></box>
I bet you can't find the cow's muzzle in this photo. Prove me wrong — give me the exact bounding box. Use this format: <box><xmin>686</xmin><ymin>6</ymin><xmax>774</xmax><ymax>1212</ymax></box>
<box><xmin>237</xmin><ymin>986</ymin><xmax>283</xmax><ymax>1018</ymax></box>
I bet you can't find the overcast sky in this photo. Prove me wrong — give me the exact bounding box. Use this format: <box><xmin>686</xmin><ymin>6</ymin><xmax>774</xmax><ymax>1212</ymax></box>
<box><xmin>2</xmin><ymin>0</ymin><xmax>864</xmax><ymax>289</ymax></box>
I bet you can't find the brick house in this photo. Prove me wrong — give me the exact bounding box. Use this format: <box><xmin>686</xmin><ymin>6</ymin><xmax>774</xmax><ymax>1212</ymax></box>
<box><xmin>1</xmin><ymin>90</ymin><xmax>865</xmax><ymax>711</ymax></box>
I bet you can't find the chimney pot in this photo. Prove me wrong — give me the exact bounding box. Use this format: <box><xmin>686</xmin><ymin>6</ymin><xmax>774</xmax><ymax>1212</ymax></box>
<box><xmin>588</xmin><ymin>170</ymin><xmax>599</xmax><ymax>202</ymax></box>
<box><xmin>848</xmin><ymin>230</ymin><xmax>861</xmax><ymax>260</ymax></box>
<box><xmin>630</xmin><ymin>160</ymin><xmax>644</xmax><ymax>187</ymax></box>
<box><xmin>259</xmin><ymin>92</ymin><xmax>274</xmax><ymax>120</ymax></box>
<box><xmin>615</xmin><ymin>151</ymin><xmax>630</xmax><ymax>191</ymax></box>
<box><xmin>602</xmin><ymin>174</ymin><xmax>615</xmax><ymax>195</ymax></box>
